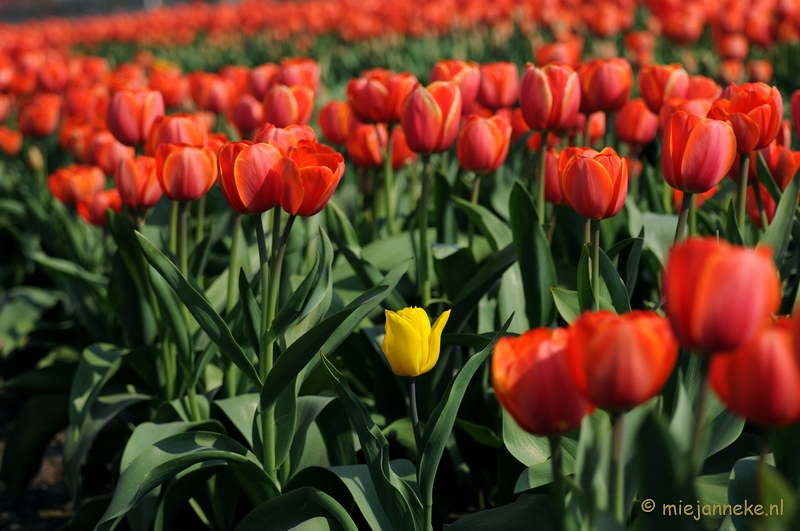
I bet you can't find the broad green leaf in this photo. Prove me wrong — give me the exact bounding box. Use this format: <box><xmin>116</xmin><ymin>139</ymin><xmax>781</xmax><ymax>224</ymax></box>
<box><xmin>270</xmin><ymin>253</ymin><xmax>319</xmax><ymax>339</ymax></box>
<box><xmin>704</xmin><ymin>391</ymin><xmax>745</xmax><ymax>460</ymax></box>
<box><xmin>498</xmin><ymin>264</ymin><xmax>531</xmax><ymax>333</ymax></box>
<box><xmin>418</xmin><ymin>316</ymin><xmax>512</xmax><ymax>510</ymax></box>
<box><xmin>137</xmin><ymin>231</ymin><xmax>261</xmax><ymax>387</ymax></box>
<box><xmin>514</xmin><ymin>455</ymin><xmax>577</xmax><ymax>493</ymax></box>
<box><xmin>95</xmin><ymin>432</ymin><xmax>279</xmax><ymax>531</ymax></box>
<box><xmin>694</xmin><ymin>473</ymin><xmax>729</xmax><ymax>531</ymax></box>
<box><xmin>725</xmin><ymin>203</ymin><xmax>744</xmax><ymax>245</ymax></box>
<box><xmin>69</xmin><ymin>344</ymin><xmax>127</xmax><ymax>431</ymax></box>
<box><xmin>234</xmin><ymin>487</ymin><xmax>358</xmax><ymax>531</ymax></box>
<box><xmin>238</xmin><ymin>270</ymin><xmax>261</xmax><ymax>353</ymax></box>
<box><xmin>320</xmin><ymin>355</ymin><xmax>423</xmax><ymax>531</ymax></box>
<box><xmin>452</xmin><ymin>195</ymin><xmax>513</xmax><ymax>252</ymax></box>
<box><xmin>759</xmin><ymin>174</ymin><xmax>799</xmax><ymax>266</ymax></box>
<box><xmin>757</xmin><ymin>151</ymin><xmax>782</xmax><ymax>202</ymax></box>
<box><xmin>599</xmin><ymin>248</ymin><xmax>631</xmax><ymax>313</ymax></box>
<box><xmin>446</xmin><ymin>493</ymin><xmax>556</xmax><ymax>530</ymax></box>
<box><xmin>120</xmin><ymin>420</ymin><xmax>226</xmax><ymax>472</ymax></box>
<box><xmin>508</xmin><ymin>182</ymin><xmax>557</xmax><ymax>327</ymax></box>
<box><xmin>455</xmin><ymin>418</ymin><xmax>502</xmax><ymax>449</ymax></box>
<box><xmin>642</xmin><ymin>213</ymin><xmax>679</xmax><ymax>266</ymax></box>
<box><xmin>213</xmin><ymin>394</ymin><xmax>259</xmax><ymax>449</ymax></box>
<box><xmin>154</xmin><ymin>462</ymin><xmax>225</xmax><ymax>531</ymax></box>
<box><xmin>432</xmin><ymin>244</ymin><xmax>478</xmax><ymax>301</ymax></box>
<box><xmin>577</xmin><ymin>245</ymin><xmax>594</xmax><ymax>312</ymax></box>
<box><xmin>316</xmin><ymin>399</ymin><xmax>356</xmax><ymax>467</ymax></box>
<box><xmin>551</xmin><ymin>288</ymin><xmax>581</xmax><ymax>324</ymax></box>
<box><xmin>335</xmin><ymin>245</ymin><xmax>407</xmax><ymax>311</ymax></box>
<box><xmin>32</xmin><ymin>252</ymin><xmax>108</xmax><ymax>299</ymax></box>
<box><xmin>502</xmin><ymin>410</ymin><xmax>551</xmax><ymax>467</ymax></box>
<box><xmin>0</xmin><ymin>286</ymin><xmax>59</xmax><ymax>357</ymax></box>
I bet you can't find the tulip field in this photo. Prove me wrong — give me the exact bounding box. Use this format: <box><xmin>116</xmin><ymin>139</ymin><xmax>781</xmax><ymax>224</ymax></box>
<box><xmin>4</xmin><ymin>0</ymin><xmax>800</xmax><ymax>530</ymax></box>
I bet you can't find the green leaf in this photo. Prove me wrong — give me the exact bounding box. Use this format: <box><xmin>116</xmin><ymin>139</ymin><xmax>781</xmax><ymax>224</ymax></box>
<box><xmin>759</xmin><ymin>174</ymin><xmax>799</xmax><ymax>266</ymax></box>
<box><xmin>4</xmin><ymin>362</ymin><xmax>77</xmax><ymax>393</ymax></box>
<box><xmin>69</xmin><ymin>344</ymin><xmax>127</xmax><ymax>431</ymax></box>
<box><xmin>502</xmin><ymin>410</ymin><xmax>551</xmax><ymax>467</ymax></box>
<box><xmin>320</xmin><ymin>355</ymin><xmax>423</xmax><ymax>531</ymax></box>
<box><xmin>694</xmin><ymin>473</ymin><xmax>729</xmax><ymax>531</ymax></box>
<box><xmin>599</xmin><ymin>248</ymin><xmax>631</xmax><ymax>313</ymax></box>
<box><xmin>315</xmin><ymin>399</ymin><xmax>356</xmax><ymax>467</ymax></box>
<box><xmin>704</xmin><ymin>392</ymin><xmax>745</xmax><ymax>460</ymax></box>
<box><xmin>325</xmin><ymin>200</ymin><xmax>361</xmax><ymax>249</ymax></box>
<box><xmin>235</xmin><ymin>487</ymin><xmax>358</xmax><ymax>531</ymax></box>
<box><xmin>270</xmin><ymin>253</ymin><xmax>319</xmax><ymax>339</ymax></box>
<box><xmin>757</xmin><ymin>151</ymin><xmax>782</xmax><ymax>203</ymax></box>
<box><xmin>136</xmin><ymin>231</ymin><xmax>261</xmax><ymax>387</ymax></box>
<box><xmin>455</xmin><ymin>419</ymin><xmax>502</xmax><ymax>449</ymax></box>
<box><xmin>213</xmin><ymin>394</ymin><xmax>259</xmax><ymax>449</ymax></box>
<box><xmin>577</xmin><ymin>245</ymin><xmax>594</xmax><ymax>313</ymax></box>
<box><xmin>238</xmin><ymin>270</ymin><xmax>261</xmax><ymax>352</ymax></box>
<box><xmin>433</xmin><ymin>245</ymin><xmax>478</xmax><ymax>301</ymax></box>
<box><xmin>153</xmin><ymin>462</ymin><xmax>225</xmax><ymax>531</ymax></box>
<box><xmin>508</xmin><ymin>182</ymin><xmax>557</xmax><ymax>327</ymax></box>
<box><xmin>149</xmin><ymin>271</ymin><xmax>193</xmax><ymax>376</ymax></box>
<box><xmin>0</xmin><ymin>287</ymin><xmax>59</xmax><ymax>357</ymax></box>
<box><xmin>32</xmin><ymin>252</ymin><xmax>108</xmax><ymax>299</ymax></box>
<box><xmin>452</xmin><ymin>195</ymin><xmax>513</xmax><ymax>251</ymax></box>
<box><xmin>641</xmin><ymin>213</ymin><xmax>679</xmax><ymax>266</ymax></box>
<box><xmin>120</xmin><ymin>420</ymin><xmax>226</xmax><ymax>472</ymax></box>
<box><xmin>551</xmin><ymin>288</ymin><xmax>581</xmax><ymax>324</ymax></box>
<box><xmin>0</xmin><ymin>394</ymin><xmax>69</xmax><ymax>497</ymax></box>
<box><xmin>418</xmin><ymin>316</ymin><xmax>513</xmax><ymax>510</ymax></box>
<box><xmin>446</xmin><ymin>494</ymin><xmax>556</xmax><ymax>530</ymax></box>
<box><xmin>725</xmin><ymin>202</ymin><xmax>744</xmax><ymax>245</ymax></box>
<box><xmin>96</xmin><ymin>432</ymin><xmax>279</xmax><ymax>531</ymax></box>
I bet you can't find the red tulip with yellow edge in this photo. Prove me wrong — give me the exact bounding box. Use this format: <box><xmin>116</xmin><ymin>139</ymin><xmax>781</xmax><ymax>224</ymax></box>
<box><xmin>262</xmin><ymin>84</ymin><xmax>314</xmax><ymax>128</ymax></box>
<box><xmin>400</xmin><ymin>82</ymin><xmax>462</xmax><ymax>155</ymax></box>
<box><xmin>146</xmin><ymin>113</ymin><xmax>208</xmax><ymax>156</ymax></box>
<box><xmin>456</xmin><ymin>113</ymin><xmax>511</xmax><ymax>174</ymax></box>
<box><xmin>637</xmin><ymin>63</ymin><xmax>689</xmax><ymax>114</ymax></box>
<box><xmin>519</xmin><ymin>63</ymin><xmax>581</xmax><ymax>133</ymax></box>
<box><xmin>492</xmin><ymin>328</ymin><xmax>595</xmax><ymax>436</ymax></box>
<box><xmin>429</xmin><ymin>60</ymin><xmax>480</xmax><ymax>114</ymax></box>
<box><xmin>218</xmin><ymin>141</ymin><xmax>292</xmax><ymax>215</ymax></box>
<box><xmin>155</xmin><ymin>144</ymin><xmax>218</xmax><ymax>202</ymax></box>
<box><xmin>663</xmin><ymin>238</ymin><xmax>781</xmax><ymax>353</ymax></box>
<box><xmin>115</xmin><ymin>155</ymin><xmax>162</xmax><ymax>210</ymax></box>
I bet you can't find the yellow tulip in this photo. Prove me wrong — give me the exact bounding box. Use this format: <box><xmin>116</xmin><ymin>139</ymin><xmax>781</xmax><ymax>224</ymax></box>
<box><xmin>381</xmin><ymin>307</ymin><xmax>451</xmax><ymax>377</ymax></box>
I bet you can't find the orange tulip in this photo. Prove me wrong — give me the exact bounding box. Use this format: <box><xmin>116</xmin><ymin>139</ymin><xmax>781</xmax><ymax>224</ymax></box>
<box><xmin>155</xmin><ymin>144</ymin><xmax>218</xmax><ymax>202</ymax></box>
<box><xmin>146</xmin><ymin>113</ymin><xmax>208</xmax><ymax>156</ymax></box>
<box><xmin>277</xmin><ymin>57</ymin><xmax>320</xmax><ymax>93</ymax></box>
<box><xmin>759</xmin><ymin>141</ymin><xmax>800</xmax><ymax>189</ymax></box>
<box><xmin>318</xmin><ymin>100</ymin><xmax>359</xmax><ymax>145</ymax></box>
<box><xmin>747</xmin><ymin>60</ymin><xmax>773</xmax><ymax>83</ymax></box>
<box><xmin>685</xmin><ymin>75</ymin><xmax>721</xmax><ymax>100</ymax></box>
<box><xmin>188</xmin><ymin>72</ymin><xmax>237</xmax><ymax>113</ymax></box>
<box><xmin>566</xmin><ymin>311</ymin><xmax>678</xmax><ymax>409</ymax></box>
<box><xmin>115</xmin><ymin>155</ymin><xmax>163</xmax><ymax>209</ymax></box>
<box><xmin>230</xmin><ymin>94</ymin><xmax>265</xmax><ymax>139</ymax></box>
<box><xmin>710</xmin><ymin>318</ymin><xmax>800</xmax><ymax>426</ymax></box>
<box><xmin>400</xmin><ymin>82</ymin><xmax>462</xmax><ymax>154</ymax></box>
<box><xmin>254</xmin><ymin>123</ymin><xmax>317</xmax><ymax>153</ymax></box>
<box><xmin>543</xmin><ymin>148</ymin><xmax>563</xmax><ymax>204</ymax></box>
<box><xmin>537</xmin><ymin>39</ymin><xmax>583</xmax><ymax>68</ymax></box>
<box><xmin>637</xmin><ymin>64</ymin><xmax>689</xmax><ymax>114</ymax></box>
<box><xmin>280</xmin><ymin>141</ymin><xmax>346</xmax><ymax>217</ymax></box>
<box><xmin>89</xmin><ymin>130</ymin><xmax>135</xmax><ymax>176</ymax></box>
<box><xmin>519</xmin><ymin>63</ymin><xmax>580</xmax><ymax>133</ymax></box>
<box><xmin>106</xmin><ymin>89</ymin><xmax>164</xmax><ymax>146</ymax></box>
<box><xmin>477</xmin><ymin>62</ymin><xmax>519</xmax><ymax>110</ymax></box>
<box><xmin>456</xmin><ymin>113</ymin><xmax>511</xmax><ymax>174</ymax></box>
<box><xmin>560</xmin><ymin>147</ymin><xmax>627</xmax><ymax>220</ymax></box>
<box><xmin>148</xmin><ymin>70</ymin><xmax>189</xmax><ymax>109</ymax></box>
<box><xmin>0</xmin><ymin>126</ymin><xmax>23</xmax><ymax>157</ymax></box>
<box><xmin>662</xmin><ymin>111</ymin><xmax>737</xmax><ymax>193</ymax></box>
<box><xmin>347</xmin><ymin>70</ymin><xmax>419</xmax><ymax>124</ymax></box>
<box><xmin>718</xmin><ymin>60</ymin><xmax>745</xmax><ymax>86</ymax></box>
<box><xmin>48</xmin><ymin>164</ymin><xmax>106</xmax><ymax>205</ymax></box>
<box><xmin>249</xmin><ymin>63</ymin><xmax>280</xmax><ymax>100</ymax></box>
<box><xmin>390</xmin><ymin>126</ymin><xmax>417</xmax><ymax>170</ymax></box>
<box><xmin>218</xmin><ymin>141</ymin><xmax>292</xmax><ymax>215</ymax></box>
<box><xmin>578</xmin><ymin>58</ymin><xmax>633</xmax><ymax>114</ymax></box>
<box><xmin>615</xmin><ymin>98</ymin><xmax>658</xmax><ymax>147</ymax></box>
<box><xmin>429</xmin><ymin>60</ymin><xmax>480</xmax><ymax>114</ymax></box>
<box><xmin>492</xmin><ymin>328</ymin><xmax>595</xmax><ymax>436</ymax></box>
<box><xmin>262</xmin><ymin>84</ymin><xmax>314</xmax><ymax>128</ymax></box>
<box><xmin>76</xmin><ymin>189</ymin><xmax>122</xmax><ymax>227</ymax></box>
<box><xmin>17</xmin><ymin>93</ymin><xmax>62</xmax><ymax>138</ymax></box>
<box><xmin>346</xmin><ymin>123</ymin><xmax>386</xmax><ymax>169</ymax></box>
<box><xmin>663</xmin><ymin>238</ymin><xmax>781</xmax><ymax>353</ymax></box>
<box><xmin>707</xmin><ymin>82</ymin><xmax>783</xmax><ymax>153</ymax></box>
<box><xmin>658</xmin><ymin>97</ymin><xmax>713</xmax><ymax>132</ymax></box>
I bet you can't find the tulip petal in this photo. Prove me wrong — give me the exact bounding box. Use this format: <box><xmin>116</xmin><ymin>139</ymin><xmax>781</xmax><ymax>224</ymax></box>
<box><xmin>382</xmin><ymin>310</ymin><xmax>424</xmax><ymax>376</ymax></box>
<box><xmin>680</xmin><ymin>120</ymin><xmax>737</xmax><ymax>193</ymax></box>
<box><xmin>561</xmin><ymin>158</ymin><xmax>614</xmax><ymax>220</ymax></box>
<box><xmin>421</xmin><ymin>309</ymin><xmax>450</xmax><ymax>375</ymax></box>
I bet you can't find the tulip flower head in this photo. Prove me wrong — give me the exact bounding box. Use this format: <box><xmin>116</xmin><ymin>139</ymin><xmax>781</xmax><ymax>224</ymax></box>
<box><xmin>107</xmin><ymin>89</ymin><xmax>164</xmax><ymax>146</ymax></box>
<box><xmin>280</xmin><ymin>141</ymin><xmax>346</xmax><ymax>217</ymax></box>
<box><xmin>578</xmin><ymin>58</ymin><xmax>633</xmax><ymax>114</ymax></box>
<box><xmin>254</xmin><ymin>123</ymin><xmax>317</xmax><ymax>153</ymax></box>
<box><xmin>707</xmin><ymin>82</ymin><xmax>783</xmax><ymax>153</ymax></box>
<box><xmin>477</xmin><ymin>61</ymin><xmax>519</xmax><ymax>110</ymax></box>
<box><xmin>401</xmin><ymin>82</ymin><xmax>462</xmax><ymax>154</ymax></box>
<box><xmin>663</xmin><ymin>238</ymin><xmax>781</xmax><ymax>353</ymax></box>
<box><xmin>146</xmin><ymin>113</ymin><xmax>209</xmax><ymax>156</ymax></box>
<box><xmin>430</xmin><ymin>60</ymin><xmax>481</xmax><ymax>114</ymax></box>
<box><xmin>615</xmin><ymin>98</ymin><xmax>658</xmax><ymax>147</ymax></box>
<box><xmin>493</xmin><ymin>328</ymin><xmax>595</xmax><ymax>435</ymax></box>
<box><xmin>218</xmin><ymin>141</ymin><xmax>293</xmax><ymax>215</ymax></box>
<box><xmin>262</xmin><ymin>84</ymin><xmax>314</xmax><ymax>128</ymax></box>
<box><xmin>155</xmin><ymin>144</ymin><xmax>218</xmax><ymax>202</ymax></box>
<box><xmin>115</xmin><ymin>155</ymin><xmax>163</xmax><ymax>210</ymax></box>
<box><xmin>560</xmin><ymin>147</ymin><xmax>628</xmax><ymax>220</ymax></box>
<box><xmin>346</xmin><ymin>123</ymin><xmax>386</xmax><ymax>170</ymax></box>
<box><xmin>456</xmin><ymin>113</ymin><xmax>512</xmax><ymax>174</ymax></box>
<box><xmin>76</xmin><ymin>189</ymin><xmax>122</xmax><ymax>227</ymax></box>
<box><xmin>48</xmin><ymin>164</ymin><xmax>106</xmax><ymax>206</ymax></box>
<box><xmin>519</xmin><ymin>63</ymin><xmax>581</xmax><ymax>133</ymax></box>
<box><xmin>382</xmin><ymin>307</ymin><xmax>450</xmax><ymax>377</ymax></box>
<box><xmin>637</xmin><ymin>64</ymin><xmax>689</xmax><ymax>114</ymax></box>
<box><xmin>318</xmin><ymin>100</ymin><xmax>359</xmax><ymax>145</ymax></box>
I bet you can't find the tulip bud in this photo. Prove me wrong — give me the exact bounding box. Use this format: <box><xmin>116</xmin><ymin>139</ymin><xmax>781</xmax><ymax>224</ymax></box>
<box><xmin>249</xmin><ymin>62</ymin><xmax>280</xmax><ymax>100</ymax></box>
<box><xmin>456</xmin><ymin>113</ymin><xmax>511</xmax><ymax>174</ymax></box>
<box><xmin>318</xmin><ymin>100</ymin><xmax>359</xmax><ymax>145</ymax></box>
<box><xmin>115</xmin><ymin>156</ymin><xmax>163</xmax><ymax>209</ymax></box>
<box><xmin>567</xmin><ymin>310</ymin><xmax>678</xmax><ymax>409</ymax></box>
<box><xmin>519</xmin><ymin>63</ymin><xmax>581</xmax><ymax>133</ymax></box>
<box><xmin>230</xmin><ymin>94</ymin><xmax>265</xmax><ymax>140</ymax></box>
<box><xmin>543</xmin><ymin>148</ymin><xmax>563</xmax><ymax>204</ymax></box>
<box><xmin>615</xmin><ymin>98</ymin><xmax>658</xmax><ymax>147</ymax></box>
<box><xmin>492</xmin><ymin>328</ymin><xmax>595</xmax><ymax>436</ymax></box>
<box><xmin>430</xmin><ymin>60</ymin><xmax>480</xmax><ymax>114</ymax></box>
<box><xmin>218</xmin><ymin>141</ymin><xmax>293</xmax><ymax>215</ymax></box>
<box><xmin>76</xmin><ymin>189</ymin><xmax>122</xmax><ymax>227</ymax></box>
<box><xmin>48</xmin><ymin>164</ymin><xmax>106</xmax><ymax>205</ymax></box>
<box><xmin>146</xmin><ymin>113</ymin><xmax>209</xmax><ymax>156</ymax></box>
<box><xmin>747</xmin><ymin>60</ymin><xmax>773</xmax><ymax>83</ymax></box>
<box><xmin>280</xmin><ymin>141</ymin><xmax>346</xmax><ymax>217</ymax></box>
<box><xmin>578</xmin><ymin>58</ymin><xmax>633</xmax><ymax>114</ymax></box>
<box><xmin>346</xmin><ymin>123</ymin><xmax>386</xmax><ymax>169</ymax></box>
<box><xmin>400</xmin><ymin>82</ymin><xmax>462</xmax><ymax>154</ymax></box>
<box><xmin>662</xmin><ymin>111</ymin><xmax>737</xmax><ymax>194</ymax></box>
<box><xmin>107</xmin><ymin>89</ymin><xmax>164</xmax><ymax>146</ymax></box>
<box><xmin>254</xmin><ymin>123</ymin><xmax>317</xmax><ymax>153</ymax></box>
<box><xmin>707</xmin><ymin>82</ymin><xmax>783</xmax><ymax>153</ymax></box>
<box><xmin>637</xmin><ymin>64</ymin><xmax>689</xmax><ymax>114</ymax></box>
<box><xmin>710</xmin><ymin>318</ymin><xmax>800</xmax><ymax>426</ymax></box>
<box><xmin>262</xmin><ymin>84</ymin><xmax>314</xmax><ymax>128</ymax></box>
<box><xmin>560</xmin><ymin>147</ymin><xmax>628</xmax><ymax>220</ymax></box>
<box><xmin>0</xmin><ymin>126</ymin><xmax>22</xmax><ymax>157</ymax></box>
<box><xmin>477</xmin><ymin>62</ymin><xmax>519</xmax><ymax>110</ymax></box>
<box><xmin>381</xmin><ymin>307</ymin><xmax>450</xmax><ymax>377</ymax></box>
<box><xmin>155</xmin><ymin>144</ymin><xmax>218</xmax><ymax>202</ymax></box>
<box><xmin>663</xmin><ymin>238</ymin><xmax>781</xmax><ymax>353</ymax></box>
<box><xmin>27</xmin><ymin>145</ymin><xmax>44</xmax><ymax>173</ymax></box>
<box><xmin>277</xmin><ymin>57</ymin><xmax>320</xmax><ymax>93</ymax></box>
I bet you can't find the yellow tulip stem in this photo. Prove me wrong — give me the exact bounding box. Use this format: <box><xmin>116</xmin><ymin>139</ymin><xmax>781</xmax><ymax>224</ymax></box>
<box><xmin>591</xmin><ymin>219</ymin><xmax>601</xmax><ymax>311</ymax></box>
<box><xmin>753</xmin><ymin>182</ymin><xmax>770</xmax><ymax>231</ymax></box>
<box><xmin>384</xmin><ymin>128</ymin><xmax>397</xmax><ymax>235</ymax></box>
<box><xmin>255</xmin><ymin>213</ymin><xmax>276</xmax><ymax>481</ymax></box>
<box><xmin>548</xmin><ymin>435</ymin><xmax>565</xmax><ymax>530</ymax></box>
<box><xmin>409</xmin><ymin>377</ymin><xmax>423</xmax><ymax>457</ymax></box>
<box><xmin>537</xmin><ymin>132</ymin><xmax>548</xmax><ymax>226</ymax></box>
<box><xmin>466</xmin><ymin>172</ymin><xmax>479</xmax><ymax>252</ymax></box>
<box><xmin>609</xmin><ymin>411</ymin><xmax>626</xmax><ymax>524</ymax></box>
<box><xmin>736</xmin><ymin>153</ymin><xmax>751</xmax><ymax>235</ymax></box>
<box><xmin>419</xmin><ymin>155</ymin><xmax>432</xmax><ymax>307</ymax></box>
<box><xmin>689</xmin><ymin>356</ymin><xmax>711</xmax><ymax>476</ymax></box>
<box><xmin>674</xmin><ymin>192</ymin><xmax>692</xmax><ymax>243</ymax></box>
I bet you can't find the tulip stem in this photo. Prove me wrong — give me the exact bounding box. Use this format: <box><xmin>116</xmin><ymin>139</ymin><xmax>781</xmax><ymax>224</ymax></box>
<box><xmin>674</xmin><ymin>192</ymin><xmax>692</xmax><ymax>243</ymax></box>
<box><xmin>548</xmin><ymin>435</ymin><xmax>565</xmax><ymax>530</ymax></box>
<box><xmin>178</xmin><ymin>202</ymin><xmax>190</xmax><ymax>278</ymax></box>
<box><xmin>736</xmin><ymin>153</ymin><xmax>751</xmax><ymax>234</ymax></box>
<box><xmin>195</xmin><ymin>196</ymin><xmax>206</xmax><ymax>245</ymax></box>
<box><xmin>409</xmin><ymin>163</ymin><xmax>418</xmax><ymax>216</ymax></box>
<box><xmin>384</xmin><ymin>127</ymin><xmax>396</xmax><ymax>235</ymax></box>
<box><xmin>690</xmin><ymin>356</ymin><xmax>711</xmax><ymax>476</ymax></box>
<box><xmin>591</xmin><ymin>219</ymin><xmax>601</xmax><ymax>311</ymax></box>
<box><xmin>224</xmin><ymin>214</ymin><xmax>243</xmax><ymax>398</ymax></box>
<box><xmin>754</xmin><ymin>183</ymin><xmax>769</xmax><ymax>230</ymax></box>
<box><xmin>419</xmin><ymin>156</ymin><xmax>432</xmax><ymax>307</ymax></box>
<box><xmin>467</xmin><ymin>172</ymin><xmax>480</xmax><ymax>252</ymax></box>
<box><xmin>610</xmin><ymin>411</ymin><xmax>626</xmax><ymax>524</ymax></box>
<box><xmin>169</xmin><ymin>201</ymin><xmax>179</xmax><ymax>255</ymax></box>
<box><xmin>409</xmin><ymin>377</ymin><xmax>423</xmax><ymax>456</ymax></box>
<box><xmin>584</xmin><ymin>218</ymin><xmax>591</xmax><ymax>245</ymax></box>
<box><xmin>689</xmin><ymin>194</ymin><xmax>697</xmax><ymax>237</ymax></box>
<box><xmin>537</xmin><ymin>132</ymin><xmax>548</xmax><ymax>226</ymax></box>
<box><xmin>255</xmin><ymin>213</ymin><xmax>276</xmax><ymax>481</ymax></box>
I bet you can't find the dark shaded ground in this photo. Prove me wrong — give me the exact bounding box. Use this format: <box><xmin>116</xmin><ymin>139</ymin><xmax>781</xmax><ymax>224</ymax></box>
<box><xmin>0</xmin><ymin>386</ymin><xmax>71</xmax><ymax>531</ymax></box>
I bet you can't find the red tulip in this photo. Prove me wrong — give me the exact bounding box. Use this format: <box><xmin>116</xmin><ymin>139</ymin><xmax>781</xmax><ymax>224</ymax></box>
<box><xmin>663</xmin><ymin>238</ymin><xmax>781</xmax><ymax>353</ymax></box>
<box><xmin>89</xmin><ymin>130</ymin><xmax>135</xmax><ymax>176</ymax></box>
<box><xmin>400</xmin><ymin>82</ymin><xmax>462</xmax><ymax>154</ymax></box>
<box><xmin>718</xmin><ymin>60</ymin><xmax>745</xmax><ymax>86</ymax></box>
<box><xmin>262</xmin><ymin>84</ymin><xmax>314</xmax><ymax>128</ymax></box>
<box><xmin>390</xmin><ymin>126</ymin><xmax>417</xmax><ymax>170</ymax></box>
<box><xmin>18</xmin><ymin>93</ymin><xmax>62</xmax><ymax>138</ymax></box>
<box><xmin>107</xmin><ymin>89</ymin><xmax>164</xmax><ymax>146</ymax></box>
<box><xmin>519</xmin><ymin>63</ymin><xmax>581</xmax><ymax>133</ymax></box>
<box><xmin>578</xmin><ymin>58</ymin><xmax>633</xmax><ymax>114</ymax></box>
<box><xmin>280</xmin><ymin>141</ymin><xmax>346</xmax><ymax>217</ymax></box>
<box><xmin>717</xmin><ymin>33</ymin><xmax>749</xmax><ymax>61</ymax></box>
<box><xmin>0</xmin><ymin>126</ymin><xmax>22</xmax><ymax>157</ymax></box>
<box><xmin>76</xmin><ymin>189</ymin><xmax>122</xmax><ymax>227</ymax></box>
<box><xmin>346</xmin><ymin>123</ymin><xmax>386</xmax><ymax>169</ymax></box>
<box><xmin>747</xmin><ymin>60</ymin><xmax>773</xmax><ymax>83</ymax></box>
<box><xmin>710</xmin><ymin>318</ymin><xmax>800</xmax><ymax>426</ymax></box>
<box><xmin>115</xmin><ymin>155</ymin><xmax>163</xmax><ymax>209</ymax></box>
<box><xmin>615</xmin><ymin>98</ymin><xmax>658</xmax><ymax>147</ymax></box>
<box><xmin>0</xmin><ymin>94</ymin><xmax>10</xmax><ymax>123</ymax></box>
<box><xmin>429</xmin><ymin>60</ymin><xmax>481</xmax><ymax>114</ymax></box>
<box><xmin>623</xmin><ymin>31</ymin><xmax>655</xmax><ymax>67</ymax></box>
<box><xmin>510</xmin><ymin>108</ymin><xmax>530</xmax><ymax>143</ymax></box>
<box><xmin>637</xmin><ymin>64</ymin><xmax>689</xmax><ymax>114</ymax></box>
<box><xmin>492</xmin><ymin>328</ymin><xmax>595</xmax><ymax>436</ymax></box>
<box><xmin>155</xmin><ymin>144</ymin><xmax>218</xmax><ymax>202</ymax></box>
<box><xmin>254</xmin><ymin>123</ymin><xmax>317</xmax><ymax>153</ymax></box>
<box><xmin>456</xmin><ymin>113</ymin><xmax>511</xmax><ymax>173</ymax></box>
<box><xmin>230</xmin><ymin>94</ymin><xmax>265</xmax><ymax>139</ymax></box>
<box><xmin>658</xmin><ymin>98</ymin><xmax>713</xmax><ymax>132</ymax></box>
<box><xmin>544</xmin><ymin>148</ymin><xmax>563</xmax><ymax>204</ymax></box>
<box><xmin>148</xmin><ymin>70</ymin><xmax>188</xmax><ymax>109</ymax></box>
<box><xmin>347</xmin><ymin>70</ymin><xmax>420</xmax><ymax>124</ymax></box>
<box><xmin>569</xmin><ymin>112</ymin><xmax>605</xmax><ymax>146</ymax></box>
<box><xmin>685</xmin><ymin>75</ymin><xmax>721</xmax><ymax>100</ymax></box>
<box><xmin>477</xmin><ymin>62</ymin><xmax>519</xmax><ymax>110</ymax></box>
<box><xmin>48</xmin><ymin>165</ymin><xmax>106</xmax><ymax>205</ymax></box>
<box><xmin>662</xmin><ymin>111</ymin><xmax>737</xmax><ymax>193</ymax></box>
<box><xmin>218</xmin><ymin>141</ymin><xmax>293</xmax><ymax>215</ymax></box>
<box><xmin>776</xmin><ymin>119</ymin><xmax>792</xmax><ymax>148</ymax></box>
<box><xmin>537</xmin><ymin>39</ymin><xmax>583</xmax><ymax>68</ymax></box>
<box><xmin>249</xmin><ymin>63</ymin><xmax>280</xmax><ymax>100</ymax></box>
<box><xmin>560</xmin><ymin>147</ymin><xmax>628</xmax><ymax>219</ymax></box>
<box><xmin>277</xmin><ymin>57</ymin><xmax>320</xmax><ymax>93</ymax></box>
<box><xmin>759</xmin><ymin>141</ymin><xmax>800</xmax><ymax>189</ymax></box>
<box><xmin>146</xmin><ymin>113</ymin><xmax>209</xmax><ymax>156</ymax></box>
<box><xmin>318</xmin><ymin>100</ymin><xmax>359</xmax><ymax>145</ymax></box>
<box><xmin>566</xmin><ymin>310</ymin><xmax>678</xmax><ymax>409</ymax></box>
<box><xmin>707</xmin><ymin>82</ymin><xmax>783</xmax><ymax>153</ymax></box>
<box><xmin>188</xmin><ymin>73</ymin><xmax>237</xmax><ymax>113</ymax></box>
